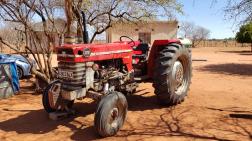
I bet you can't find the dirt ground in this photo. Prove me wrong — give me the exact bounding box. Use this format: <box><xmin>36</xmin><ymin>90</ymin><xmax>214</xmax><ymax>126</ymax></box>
<box><xmin>0</xmin><ymin>47</ymin><xmax>252</xmax><ymax>141</ymax></box>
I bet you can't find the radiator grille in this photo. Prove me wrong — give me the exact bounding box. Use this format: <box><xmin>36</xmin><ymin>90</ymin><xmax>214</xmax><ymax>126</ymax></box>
<box><xmin>58</xmin><ymin>62</ymin><xmax>86</xmax><ymax>91</ymax></box>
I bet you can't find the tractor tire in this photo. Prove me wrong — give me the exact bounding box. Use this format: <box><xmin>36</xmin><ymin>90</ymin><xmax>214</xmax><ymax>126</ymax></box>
<box><xmin>153</xmin><ymin>43</ymin><xmax>192</xmax><ymax>105</ymax></box>
<box><xmin>42</xmin><ymin>80</ymin><xmax>74</xmax><ymax>113</ymax></box>
<box><xmin>94</xmin><ymin>91</ymin><xmax>128</xmax><ymax>137</ymax></box>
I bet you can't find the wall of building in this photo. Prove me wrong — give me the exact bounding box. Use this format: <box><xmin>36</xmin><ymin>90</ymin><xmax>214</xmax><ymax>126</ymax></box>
<box><xmin>106</xmin><ymin>21</ymin><xmax>178</xmax><ymax>45</ymax></box>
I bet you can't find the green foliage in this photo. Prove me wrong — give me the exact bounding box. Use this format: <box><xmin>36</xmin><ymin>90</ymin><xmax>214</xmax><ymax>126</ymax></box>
<box><xmin>236</xmin><ymin>22</ymin><xmax>252</xmax><ymax>43</ymax></box>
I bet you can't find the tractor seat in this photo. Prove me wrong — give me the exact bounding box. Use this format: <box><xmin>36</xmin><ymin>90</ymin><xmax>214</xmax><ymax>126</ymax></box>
<box><xmin>132</xmin><ymin>43</ymin><xmax>150</xmax><ymax>60</ymax></box>
<box><xmin>134</xmin><ymin>43</ymin><xmax>150</xmax><ymax>54</ymax></box>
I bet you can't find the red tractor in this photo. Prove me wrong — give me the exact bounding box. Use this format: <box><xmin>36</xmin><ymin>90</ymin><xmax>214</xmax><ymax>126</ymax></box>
<box><xmin>42</xmin><ymin>13</ymin><xmax>192</xmax><ymax>137</ymax></box>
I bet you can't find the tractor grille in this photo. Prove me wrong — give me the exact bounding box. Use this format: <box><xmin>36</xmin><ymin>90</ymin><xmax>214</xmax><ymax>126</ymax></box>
<box><xmin>58</xmin><ymin>62</ymin><xmax>86</xmax><ymax>91</ymax></box>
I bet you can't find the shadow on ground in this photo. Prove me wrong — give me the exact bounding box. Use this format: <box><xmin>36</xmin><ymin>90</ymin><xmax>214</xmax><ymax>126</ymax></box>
<box><xmin>220</xmin><ymin>50</ymin><xmax>252</xmax><ymax>56</ymax></box>
<box><xmin>198</xmin><ymin>63</ymin><xmax>252</xmax><ymax>76</ymax></box>
<box><xmin>0</xmin><ymin>100</ymin><xmax>99</xmax><ymax>140</ymax></box>
<box><xmin>118</xmin><ymin>107</ymin><xmax>252</xmax><ymax>141</ymax></box>
<box><xmin>0</xmin><ymin>89</ymin><xmax>159</xmax><ymax>140</ymax></box>
<box><xmin>0</xmin><ymin>90</ymin><xmax>251</xmax><ymax>140</ymax></box>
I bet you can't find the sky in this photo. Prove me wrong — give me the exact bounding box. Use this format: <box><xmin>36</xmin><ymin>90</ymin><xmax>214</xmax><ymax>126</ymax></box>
<box><xmin>177</xmin><ymin>0</ymin><xmax>237</xmax><ymax>39</ymax></box>
<box><xmin>0</xmin><ymin>0</ymin><xmax>237</xmax><ymax>40</ymax></box>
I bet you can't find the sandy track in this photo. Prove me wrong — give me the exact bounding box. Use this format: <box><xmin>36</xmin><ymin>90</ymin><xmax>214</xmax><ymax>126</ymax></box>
<box><xmin>0</xmin><ymin>47</ymin><xmax>252</xmax><ymax>141</ymax></box>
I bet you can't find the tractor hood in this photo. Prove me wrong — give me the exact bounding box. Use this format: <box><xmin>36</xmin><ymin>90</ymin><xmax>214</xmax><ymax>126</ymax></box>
<box><xmin>57</xmin><ymin>42</ymin><xmax>133</xmax><ymax>63</ymax></box>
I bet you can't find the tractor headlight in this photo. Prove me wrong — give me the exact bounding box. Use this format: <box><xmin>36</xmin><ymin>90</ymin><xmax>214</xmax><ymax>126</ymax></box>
<box><xmin>83</xmin><ymin>48</ymin><xmax>91</xmax><ymax>57</ymax></box>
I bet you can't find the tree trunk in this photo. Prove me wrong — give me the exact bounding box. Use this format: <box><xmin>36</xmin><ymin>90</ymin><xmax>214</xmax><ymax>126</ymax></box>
<box><xmin>65</xmin><ymin>0</ymin><xmax>73</xmax><ymax>36</ymax></box>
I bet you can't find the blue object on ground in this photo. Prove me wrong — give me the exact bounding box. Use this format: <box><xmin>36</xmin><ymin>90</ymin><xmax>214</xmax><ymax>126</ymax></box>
<box><xmin>0</xmin><ymin>61</ymin><xmax>20</xmax><ymax>94</ymax></box>
<box><xmin>0</xmin><ymin>53</ymin><xmax>36</xmax><ymax>78</ymax></box>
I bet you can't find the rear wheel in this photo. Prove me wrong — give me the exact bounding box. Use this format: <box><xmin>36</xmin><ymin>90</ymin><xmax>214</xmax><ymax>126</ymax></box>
<box><xmin>42</xmin><ymin>80</ymin><xmax>74</xmax><ymax>113</ymax></box>
<box><xmin>94</xmin><ymin>91</ymin><xmax>128</xmax><ymax>137</ymax></box>
<box><xmin>153</xmin><ymin>43</ymin><xmax>192</xmax><ymax>105</ymax></box>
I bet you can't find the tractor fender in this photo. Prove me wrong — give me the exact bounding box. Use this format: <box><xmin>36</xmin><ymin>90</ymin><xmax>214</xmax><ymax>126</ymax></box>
<box><xmin>147</xmin><ymin>39</ymin><xmax>181</xmax><ymax>79</ymax></box>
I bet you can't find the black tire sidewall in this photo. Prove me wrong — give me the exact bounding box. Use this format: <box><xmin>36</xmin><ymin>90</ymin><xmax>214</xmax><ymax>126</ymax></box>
<box><xmin>42</xmin><ymin>81</ymin><xmax>59</xmax><ymax>113</ymax></box>
<box><xmin>168</xmin><ymin>45</ymin><xmax>191</xmax><ymax>99</ymax></box>
<box><xmin>95</xmin><ymin>91</ymin><xmax>128</xmax><ymax>137</ymax></box>
<box><xmin>153</xmin><ymin>43</ymin><xmax>192</xmax><ymax>105</ymax></box>
<box><xmin>42</xmin><ymin>80</ymin><xmax>74</xmax><ymax>113</ymax></box>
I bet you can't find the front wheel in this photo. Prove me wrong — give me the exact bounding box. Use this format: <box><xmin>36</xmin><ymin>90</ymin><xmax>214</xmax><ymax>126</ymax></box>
<box><xmin>42</xmin><ymin>80</ymin><xmax>74</xmax><ymax>113</ymax></box>
<box><xmin>94</xmin><ymin>91</ymin><xmax>128</xmax><ymax>137</ymax></box>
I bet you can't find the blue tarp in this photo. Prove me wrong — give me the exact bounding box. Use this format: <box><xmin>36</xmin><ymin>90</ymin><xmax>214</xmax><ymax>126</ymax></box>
<box><xmin>0</xmin><ymin>61</ymin><xmax>20</xmax><ymax>93</ymax></box>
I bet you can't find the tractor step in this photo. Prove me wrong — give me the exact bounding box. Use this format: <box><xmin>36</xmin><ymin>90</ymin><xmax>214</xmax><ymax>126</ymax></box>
<box><xmin>86</xmin><ymin>90</ymin><xmax>103</xmax><ymax>100</ymax></box>
<box><xmin>49</xmin><ymin>109</ymin><xmax>75</xmax><ymax>121</ymax></box>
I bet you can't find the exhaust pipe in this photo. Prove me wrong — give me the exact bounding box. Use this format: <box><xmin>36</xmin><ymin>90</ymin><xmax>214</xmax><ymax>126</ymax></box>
<box><xmin>81</xmin><ymin>11</ymin><xmax>89</xmax><ymax>44</ymax></box>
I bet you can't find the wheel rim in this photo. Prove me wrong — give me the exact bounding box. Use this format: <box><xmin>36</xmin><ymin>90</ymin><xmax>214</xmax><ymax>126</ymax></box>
<box><xmin>172</xmin><ymin>60</ymin><xmax>186</xmax><ymax>94</ymax></box>
<box><xmin>48</xmin><ymin>84</ymin><xmax>61</xmax><ymax>110</ymax></box>
<box><xmin>109</xmin><ymin>107</ymin><xmax>119</xmax><ymax>128</ymax></box>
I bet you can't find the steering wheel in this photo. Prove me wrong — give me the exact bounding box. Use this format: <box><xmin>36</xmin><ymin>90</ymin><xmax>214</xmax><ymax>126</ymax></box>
<box><xmin>119</xmin><ymin>36</ymin><xmax>135</xmax><ymax>47</ymax></box>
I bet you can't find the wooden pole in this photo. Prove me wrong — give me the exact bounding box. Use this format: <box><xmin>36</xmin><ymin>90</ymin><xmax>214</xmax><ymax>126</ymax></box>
<box><xmin>64</xmin><ymin>0</ymin><xmax>73</xmax><ymax>36</ymax></box>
